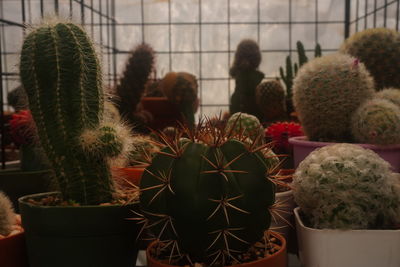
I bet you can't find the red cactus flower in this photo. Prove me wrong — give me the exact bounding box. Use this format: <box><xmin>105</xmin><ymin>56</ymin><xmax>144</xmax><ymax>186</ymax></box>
<box><xmin>265</xmin><ymin>121</ymin><xmax>303</xmax><ymax>151</ymax></box>
<box><xmin>9</xmin><ymin>110</ymin><xmax>35</xmax><ymax>146</ymax></box>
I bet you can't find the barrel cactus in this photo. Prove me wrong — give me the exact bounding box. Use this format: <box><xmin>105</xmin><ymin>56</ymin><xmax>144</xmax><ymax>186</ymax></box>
<box><xmin>293</xmin><ymin>143</ymin><xmax>400</xmax><ymax>229</ymax></box>
<box><xmin>340</xmin><ymin>28</ymin><xmax>400</xmax><ymax>90</ymax></box>
<box><xmin>225</xmin><ymin>112</ymin><xmax>264</xmax><ymax>143</ymax></box>
<box><xmin>293</xmin><ymin>53</ymin><xmax>375</xmax><ymax>142</ymax></box>
<box><xmin>139</xmin><ymin>120</ymin><xmax>276</xmax><ymax>265</ymax></box>
<box><xmin>375</xmin><ymin>88</ymin><xmax>400</xmax><ymax>107</ymax></box>
<box><xmin>351</xmin><ymin>98</ymin><xmax>400</xmax><ymax>145</ymax></box>
<box><xmin>20</xmin><ymin>22</ymin><xmax>131</xmax><ymax>205</ymax></box>
<box><xmin>0</xmin><ymin>191</ymin><xmax>15</xmax><ymax>237</ymax></box>
<box><xmin>255</xmin><ymin>80</ymin><xmax>287</xmax><ymax>123</ymax></box>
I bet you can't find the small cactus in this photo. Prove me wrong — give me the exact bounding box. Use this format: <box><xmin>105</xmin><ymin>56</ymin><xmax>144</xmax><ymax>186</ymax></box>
<box><xmin>375</xmin><ymin>88</ymin><xmax>400</xmax><ymax>108</ymax></box>
<box><xmin>127</xmin><ymin>135</ymin><xmax>162</xmax><ymax>165</ymax></box>
<box><xmin>225</xmin><ymin>112</ymin><xmax>264</xmax><ymax>143</ymax></box>
<box><xmin>293</xmin><ymin>143</ymin><xmax>400</xmax><ymax>229</ymax></box>
<box><xmin>255</xmin><ymin>80</ymin><xmax>287</xmax><ymax>123</ymax></box>
<box><xmin>351</xmin><ymin>98</ymin><xmax>400</xmax><ymax>145</ymax></box>
<box><xmin>293</xmin><ymin>54</ymin><xmax>375</xmax><ymax>142</ymax></box>
<box><xmin>0</xmin><ymin>191</ymin><xmax>16</xmax><ymax>237</ymax></box>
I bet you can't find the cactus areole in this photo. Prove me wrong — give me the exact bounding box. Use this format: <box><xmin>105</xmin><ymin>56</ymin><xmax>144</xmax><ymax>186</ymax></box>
<box><xmin>139</xmin><ymin>123</ymin><xmax>276</xmax><ymax>265</ymax></box>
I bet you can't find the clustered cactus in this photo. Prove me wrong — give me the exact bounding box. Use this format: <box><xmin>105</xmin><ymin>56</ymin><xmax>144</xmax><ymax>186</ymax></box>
<box><xmin>293</xmin><ymin>53</ymin><xmax>375</xmax><ymax>142</ymax></box>
<box><xmin>20</xmin><ymin>22</ymin><xmax>131</xmax><ymax>205</ymax></box>
<box><xmin>0</xmin><ymin>191</ymin><xmax>15</xmax><ymax>237</ymax></box>
<box><xmin>139</xmin><ymin>120</ymin><xmax>276</xmax><ymax>265</ymax></box>
<box><xmin>255</xmin><ymin>80</ymin><xmax>287</xmax><ymax>123</ymax></box>
<box><xmin>340</xmin><ymin>28</ymin><xmax>400</xmax><ymax>90</ymax></box>
<box><xmin>293</xmin><ymin>144</ymin><xmax>400</xmax><ymax>229</ymax></box>
<box><xmin>225</xmin><ymin>112</ymin><xmax>264</xmax><ymax>143</ymax></box>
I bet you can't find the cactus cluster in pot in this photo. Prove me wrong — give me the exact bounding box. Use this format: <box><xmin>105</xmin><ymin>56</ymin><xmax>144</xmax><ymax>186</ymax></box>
<box><xmin>139</xmin><ymin>119</ymin><xmax>281</xmax><ymax>265</ymax></box>
<box><xmin>20</xmin><ymin>22</ymin><xmax>132</xmax><ymax>205</ymax></box>
<box><xmin>293</xmin><ymin>143</ymin><xmax>400</xmax><ymax>229</ymax></box>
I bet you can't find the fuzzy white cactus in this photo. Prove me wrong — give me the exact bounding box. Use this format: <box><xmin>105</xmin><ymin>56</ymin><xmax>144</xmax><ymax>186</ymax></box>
<box><xmin>0</xmin><ymin>191</ymin><xmax>16</xmax><ymax>236</ymax></box>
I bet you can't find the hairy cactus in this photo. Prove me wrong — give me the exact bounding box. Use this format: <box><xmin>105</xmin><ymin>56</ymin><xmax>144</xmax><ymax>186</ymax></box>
<box><xmin>293</xmin><ymin>144</ymin><xmax>400</xmax><ymax>229</ymax></box>
<box><xmin>293</xmin><ymin>54</ymin><xmax>375</xmax><ymax>142</ymax></box>
<box><xmin>139</xmin><ymin>121</ymin><xmax>276</xmax><ymax>265</ymax></box>
<box><xmin>375</xmin><ymin>88</ymin><xmax>400</xmax><ymax>107</ymax></box>
<box><xmin>255</xmin><ymin>80</ymin><xmax>287</xmax><ymax>123</ymax></box>
<box><xmin>340</xmin><ymin>28</ymin><xmax>400</xmax><ymax>90</ymax></box>
<box><xmin>115</xmin><ymin>43</ymin><xmax>155</xmax><ymax>128</ymax></box>
<box><xmin>20</xmin><ymin>22</ymin><xmax>130</xmax><ymax>205</ymax></box>
<box><xmin>229</xmin><ymin>39</ymin><xmax>265</xmax><ymax>120</ymax></box>
<box><xmin>225</xmin><ymin>112</ymin><xmax>264</xmax><ymax>143</ymax></box>
<box><xmin>351</xmin><ymin>98</ymin><xmax>400</xmax><ymax>145</ymax></box>
<box><xmin>0</xmin><ymin>191</ymin><xmax>15</xmax><ymax>237</ymax></box>
<box><xmin>161</xmin><ymin>72</ymin><xmax>198</xmax><ymax>128</ymax></box>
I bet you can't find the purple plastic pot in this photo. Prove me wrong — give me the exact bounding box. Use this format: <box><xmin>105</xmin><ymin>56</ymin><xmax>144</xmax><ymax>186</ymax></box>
<box><xmin>289</xmin><ymin>136</ymin><xmax>400</xmax><ymax>172</ymax></box>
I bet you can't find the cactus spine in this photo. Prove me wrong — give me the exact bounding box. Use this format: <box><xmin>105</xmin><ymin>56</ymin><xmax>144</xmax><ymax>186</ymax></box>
<box><xmin>140</xmin><ymin>121</ymin><xmax>275</xmax><ymax>265</ymax></box>
<box><xmin>0</xmin><ymin>191</ymin><xmax>15</xmax><ymax>236</ymax></box>
<box><xmin>20</xmin><ymin>22</ymin><xmax>129</xmax><ymax>205</ymax></box>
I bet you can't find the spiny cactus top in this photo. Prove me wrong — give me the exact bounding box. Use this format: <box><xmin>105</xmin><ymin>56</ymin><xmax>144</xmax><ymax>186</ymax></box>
<box><xmin>225</xmin><ymin>112</ymin><xmax>264</xmax><ymax>143</ymax></box>
<box><xmin>293</xmin><ymin>53</ymin><xmax>375</xmax><ymax>142</ymax></box>
<box><xmin>139</xmin><ymin>120</ymin><xmax>276</xmax><ymax>265</ymax></box>
<box><xmin>340</xmin><ymin>28</ymin><xmax>400</xmax><ymax>90</ymax></box>
<box><xmin>0</xmin><ymin>191</ymin><xmax>15</xmax><ymax>236</ymax></box>
<box><xmin>230</xmin><ymin>39</ymin><xmax>261</xmax><ymax>78</ymax></box>
<box><xmin>293</xmin><ymin>143</ymin><xmax>400</xmax><ymax>229</ymax></box>
<box><xmin>20</xmin><ymin>22</ymin><xmax>129</xmax><ymax>205</ymax></box>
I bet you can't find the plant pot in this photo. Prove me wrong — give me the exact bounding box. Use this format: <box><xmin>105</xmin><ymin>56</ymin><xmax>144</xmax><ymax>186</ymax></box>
<box><xmin>0</xmin><ymin>231</ymin><xmax>29</xmax><ymax>267</ymax></box>
<box><xmin>19</xmin><ymin>192</ymin><xmax>140</xmax><ymax>267</ymax></box>
<box><xmin>146</xmin><ymin>232</ymin><xmax>287</xmax><ymax>267</ymax></box>
<box><xmin>0</xmin><ymin>169</ymin><xmax>54</xmax><ymax>212</ymax></box>
<box><xmin>141</xmin><ymin>97</ymin><xmax>184</xmax><ymax>130</ymax></box>
<box><xmin>289</xmin><ymin>136</ymin><xmax>400</xmax><ymax>171</ymax></box>
<box><xmin>294</xmin><ymin>207</ymin><xmax>400</xmax><ymax>267</ymax></box>
<box><xmin>113</xmin><ymin>166</ymin><xmax>145</xmax><ymax>187</ymax></box>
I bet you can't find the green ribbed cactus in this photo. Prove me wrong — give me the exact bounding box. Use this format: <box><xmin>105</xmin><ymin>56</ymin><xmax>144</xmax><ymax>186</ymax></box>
<box><xmin>375</xmin><ymin>88</ymin><xmax>400</xmax><ymax>107</ymax></box>
<box><xmin>20</xmin><ymin>22</ymin><xmax>129</xmax><ymax>205</ymax></box>
<box><xmin>0</xmin><ymin>191</ymin><xmax>15</xmax><ymax>236</ymax></box>
<box><xmin>351</xmin><ymin>98</ymin><xmax>400</xmax><ymax>145</ymax></box>
<box><xmin>139</xmin><ymin>121</ymin><xmax>275</xmax><ymax>265</ymax></box>
<box><xmin>225</xmin><ymin>112</ymin><xmax>264</xmax><ymax>143</ymax></box>
<box><xmin>293</xmin><ymin>54</ymin><xmax>375</xmax><ymax>142</ymax></box>
<box><xmin>293</xmin><ymin>143</ymin><xmax>400</xmax><ymax>229</ymax></box>
<box><xmin>340</xmin><ymin>28</ymin><xmax>400</xmax><ymax>90</ymax></box>
<box><xmin>255</xmin><ymin>80</ymin><xmax>287</xmax><ymax>123</ymax></box>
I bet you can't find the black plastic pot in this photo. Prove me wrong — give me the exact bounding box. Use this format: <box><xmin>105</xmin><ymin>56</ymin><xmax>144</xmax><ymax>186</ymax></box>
<box><xmin>19</xmin><ymin>192</ymin><xmax>140</xmax><ymax>267</ymax></box>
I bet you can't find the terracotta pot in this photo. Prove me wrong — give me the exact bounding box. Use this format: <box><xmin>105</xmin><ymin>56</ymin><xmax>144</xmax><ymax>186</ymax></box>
<box><xmin>0</xmin><ymin>231</ymin><xmax>29</xmax><ymax>267</ymax></box>
<box><xmin>114</xmin><ymin>166</ymin><xmax>145</xmax><ymax>187</ymax></box>
<box><xmin>141</xmin><ymin>97</ymin><xmax>184</xmax><ymax>130</ymax></box>
<box><xmin>146</xmin><ymin>232</ymin><xmax>287</xmax><ymax>267</ymax></box>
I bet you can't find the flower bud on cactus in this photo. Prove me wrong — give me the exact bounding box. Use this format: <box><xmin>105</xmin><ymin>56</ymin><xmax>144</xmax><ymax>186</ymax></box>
<box><xmin>293</xmin><ymin>54</ymin><xmax>375</xmax><ymax>142</ymax></box>
<box><xmin>226</xmin><ymin>112</ymin><xmax>264</xmax><ymax>143</ymax></box>
<box><xmin>340</xmin><ymin>28</ymin><xmax>400</xmax><ymax>90</ymax></box>
<box><xmin>351</xmin><ymin>98</ymin><xmax>400</xmax><ymax>145</ymax></box>
<box><xmin>0</xmin><ymin>191</ymin><xmax>15</xmax><ymax>236</ymax></box>
<box><xmin>293</xmin><ymin>143</ymin><xmax>400</xmax><ymax>229</ymax></box>
<box><xmin>255</xmin><ymin>80</ymin><xmax>287</xmax><ymax>123</ymax></box>
<box><xmin>375</xmin><ymin>88</ymin><xmax>400</xmax><ymax>108</ymax></box>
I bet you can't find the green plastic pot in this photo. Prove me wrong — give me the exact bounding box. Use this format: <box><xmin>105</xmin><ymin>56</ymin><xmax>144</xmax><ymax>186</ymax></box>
<box><xmin>19</xmin><ymin>192</ymin><xmax>140</xmax><ymax>267</ymax></box>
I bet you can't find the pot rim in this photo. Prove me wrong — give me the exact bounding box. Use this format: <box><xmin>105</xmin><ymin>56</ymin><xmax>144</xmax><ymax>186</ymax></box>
<box><xmin>0</xmin><ymin>230</ymin><xmax>25</xmax><ymax>242</ymax></box>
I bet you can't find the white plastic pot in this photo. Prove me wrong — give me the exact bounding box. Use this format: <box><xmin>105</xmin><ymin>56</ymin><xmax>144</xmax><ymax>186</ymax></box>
<box><xmin>294</xmin><ymin>207</ymin><xmax>400</xmax><ymax>267</ymax></box>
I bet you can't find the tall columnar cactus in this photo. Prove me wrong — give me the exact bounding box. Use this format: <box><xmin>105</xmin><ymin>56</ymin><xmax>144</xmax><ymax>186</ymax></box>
<box><xmin>225</xmin><ymin>112</ymin><xmax>264</xmax><ymax>143</ymax></box>
<box><xmin>139</xmin><ymin>121</ymin><xmax>276</xmax><ymax>265</ymax></box>
<box><xmin>293</xmin><ymin>54</ymin><xmax>375</xmax><ymax>142</ymax></box>
<box><xmin>340</xmin><ymin>28</ymin><xmax>400</xmax><ymax>90</ymax></box>
<box><xmin>20</xmin><ymin>22</ymin><xmax>130</xmax><ymax>205</ymax></box>
<box><xmin>255</xmin><ymin>80</ymin><xmax>287</xmax><ymax>123</ymax></box>
<box><xmin>351</xmin><ymin>98</ymin><xmax>400</xmax><ymax>145</ymax></box>
<box><xmin>0</xmin><ymin>191</ymin><xmax>15</xmax><ymax>237</ymax></box>
<box><xmin>161</xmin><ymin>72</ymin><xmax>198</xmax><ymax>128</ymax></box>
<box><xmin>229</xmin><ymin>39</ymin><xmax>265</xmax><ymax>120</ymax></box>
<box><xmin>375</xmin><ymin>88</ymin><xmax>400</xmax><ymax>107</ymax></box>
<box><xmin>115</xmin><ymin>43</ymin><xmax>155</xmax><ymax>128</ymax></box>
<box><xmin>293</xmin><ymin>144</ymin><xmax>400</xmax><ymax>229</ymax></box>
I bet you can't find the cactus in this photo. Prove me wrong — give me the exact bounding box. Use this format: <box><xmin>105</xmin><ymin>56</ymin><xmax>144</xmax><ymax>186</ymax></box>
<box><xmin>255</xmin><ymin>80</ymin><xmax>287</xmax><ymax>123</ymax></box>
<box><xmin>340</xmin><ymin>28</ymin><xmax>400</xmax><ymax>90</ymax></box>
<box><xmin>115</xmin><ymin>43</ymin><xmax>155</xmax><ymax>129</ymax></box>
<box><xmin>127</xmin><ymin>135</ymin><xmax>162</xmax><ymax>165</ymax></box>
<box><xmin>161</xmin><ymin>72</ymin><xmax>198</xmax><ymax>128</ymax></box>
<box><xmin>375</xmin><ymin>88</ymin><xmax>400</xmax><ymax>108</ymax></box>
<box><xmin>229</xmin><ymin>39</ymin><xmax>265</xmax><ymax>120</ymax></box>
<box><xmin>20</xmin><ymin>22</ymin><xmax>131</xmax><ymax>205</ymax></box>
<box><xmin>293</xmin><ymin>54</ymin><xmax>375</xmax><ymax>142</ymax></box>
<box><xmin>351</xmin><ymin>98</ymin><xmax>400</xmax><ymax>145</ymax></box>
<box><xmin>293</xmin><ymin>143</ymin><xmax>400</xmax><ymax>229</ymax></box>
<box><xmin>225</xmin><ymin>112</ymin><xmax>264</xmax><ymax>143</ymax></box>
<box><xmin>279</xmin><ymin>41</ymin><xmax>322</xmax><ymax>115</ymax></box>
<box><xmin>139</xmin><ymin>120</ymin><xmax>276</xmax><ymax>265</ymax></box>
<box><xmin>0</xmin><ymin>191</ymin><xmax>15</xmax><ymax>237</ymax></box>
<box><xmin>7</xmin><ymin>85</ymin><xmax>28</xmax><ymax>111</ymax></box>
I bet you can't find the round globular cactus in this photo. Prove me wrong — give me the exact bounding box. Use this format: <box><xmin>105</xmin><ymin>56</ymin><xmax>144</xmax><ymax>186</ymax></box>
<box><xmin>225</xmin><ymin>112</ymin><xmax>264</xmax><ymax>143</ymax></box>
<box><xmin>293</xmin><ymin>53</ymin><xmax>375</xmax><ymax>142</ymax></box>
<box><xmin>293</xmin><ymin>143</ymin><xmax>400</xmax><ymax>229</ymax></box>
<box><xmin>375</xmin><ymin>88</ymin><xmax>400</xmax><ymax>107</ymax></box>
<box><xmin>20</xmin><ymin>22</ymin><xmax>130</xmax><ymax>205</ymax></box>
<box><xmin>351</xmin><ymin>98</ymin><xmax>400</xmax><ymax>145</ymax></box>
<box><xmin>340</xmin><ymin>28</ymin><xmax>400</xmax><ymax>90</ymax></box>
<box><xmin>255</xmin><ymin>80</ymin><xmax>287</xmax><ymax>123</ymax></box>
<box><xmin>0</xmin><ymin>191</ymin><xmax>15</xmax><ymax>237</ymax></box>
<box><xmin>229</xmin><ymin>39</ymin><xmax>261</xmax><ymax>77</ymax></box>
<box><xmin>139</xmin><ymin>120</ymin><xmax>276</xmax><ymax>265</ymax></box>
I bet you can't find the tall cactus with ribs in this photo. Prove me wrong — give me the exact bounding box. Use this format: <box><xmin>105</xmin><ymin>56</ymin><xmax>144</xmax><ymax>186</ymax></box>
<box><xmin>139</xmin><ymin>120</ymin><xmax>277</xmax><ymax>265</ymax></box>
<box><xmin>20</xmin><ymin>22</ymin><xmax>129</xmax><ymax>205</ymax></box>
